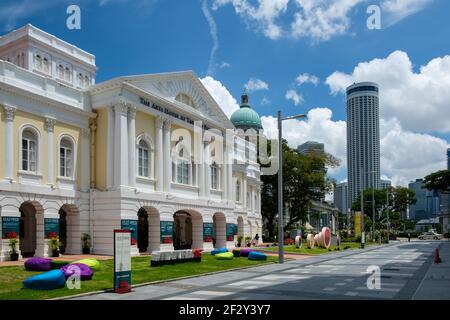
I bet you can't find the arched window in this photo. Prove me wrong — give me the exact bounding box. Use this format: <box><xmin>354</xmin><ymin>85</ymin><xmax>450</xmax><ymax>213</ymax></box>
<box><xmin>58</xmin><ymin>64</ymin><xmax>64</xmax><ymax>79</ymax></box>
<box><xmin>78</xmin><ymin>73</ymin><xmax>83</xmax><ymax>87</ymax></box>
<box><xmin>43</xmin><ymin>57</ymin><xmax>49</xmax><ymax>74</ymax></box>
<box><xmin>35</xmin><ymin>54</ymin><xmax>42</xmax><ymax>71</ymax></box>
<box><xmin>210</xmin><ymin>162</ymin><xmax>219</xmax><ymax>190</ymax></box>
<box><xmin>138</xmin><ymin>140</ymin><xmax>150</xmax><ymax>178</ymax></box>
<box><xmin>174</xmin><ymin>149</ymin><xmax>190</xmax><ymax>185</ymax></box>
<box><xmin>84</xmin><ymin>75</ymin><xmax>90</xmax><ymax>88</ymax></box>
<box><xmin>21</xmin><ymin>129</ymin><xmax>38</xmax><ymax>172</ymax></box>
<box><xmin>236</xmin><ymin>180</ymin><xmax>241</xmax><ymax>202</ymax></box>
<box><xmin>175</xmin><ymin>93</ymin><xmax>196</xmax><ymax>108</ymax></box>
<box><xmin>59</xmin><ymin>137</ymin><xmax>74</xmax><ymax>177</ymax></box>
<box><xmin>64</xmin><ymin>67</ymin><xmax>71</xmax><ymax>82</ymax></box>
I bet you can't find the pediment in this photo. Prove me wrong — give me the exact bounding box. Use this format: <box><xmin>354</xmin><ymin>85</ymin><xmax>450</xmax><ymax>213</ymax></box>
<box><xmin>122</xmin><ymin>72</ymin><xmax>233</xmax><ymax>129</ymax></box>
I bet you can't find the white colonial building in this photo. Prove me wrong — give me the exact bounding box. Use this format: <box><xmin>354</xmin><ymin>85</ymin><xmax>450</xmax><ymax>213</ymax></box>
<box><xmin>0</xmin><ymin>24</ymin><xmax>263</xmax><ymax>261</ymax></box>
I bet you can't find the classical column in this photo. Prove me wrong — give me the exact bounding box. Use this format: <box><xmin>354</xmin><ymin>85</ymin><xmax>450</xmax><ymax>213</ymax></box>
<box><xmin>113</xmin><ymin>102</ymin><xmax>129</xmax><ymax>188</ymax></box>
<box><xmin>221</xmin><ymin>144</ymin><xmax>227</xmax><ymax>200</ymax></box>
<box><xmin>81</xmin><ymin>127</ymin><xmax>90</xmax><ymax>192</ymax></box>
<box><xmin>3</xmin><ymin>105</ymin><xmax>16</xmax><ymax>181</ymax></box>
<box><xmin>128</xmin><ymin>106</ymin><xmax>137</xmax><ymax>188</ymax></box>
<box><xmin>107</xmin><ymin>105</ymin><xmax>115</xmax><ymax>190</ymax></box>
<box><xmin>155</xmin><ymin>116</ymin><xmax>164</xmax><ymax>192</ymax></box>
<box><xmin>195</xmin><ymin>124</ymin><xmax>205</xmax><ymax>197</ymax></box>
<box><xmin>204</xmin><ymin>142</ymin><xmax>211</xmax><ymax>198</ymax></box>
<box><xmin>243</xmin><ymin>178</ymin><xmax>248</xmax><ymax>208</ymax></box>
<box><xmin>45</xmin><ymin>117</ymin><xmax>56</xmax><ymax>186</ymax></box>
<box><xmin>163</xmin><ymin>119</ymin><xmax>172</xmax><ymax>193</ymax></box>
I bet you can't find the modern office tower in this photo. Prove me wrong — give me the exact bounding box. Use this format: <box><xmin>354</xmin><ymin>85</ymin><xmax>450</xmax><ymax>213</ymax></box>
<box><xmin>297</xmin><ymin>141</ymin><xmax>325</xmax><ymax>155</ymax></box>
<box><xmin>408</xmin><ymin>179</ymin><xmax>440</xmax><ymax>221</ymax></box>
<box><xmin>334</xmin><ymin>182</ymin><xmax>349</xmax><ymax>215</ymax></box>
<box><xmin>346</xmin><ymin>82</ymin><xmax>381</xmax><ymax>206</ymax></box>
<box><xmin>447</xmin><ymin>148</ymin><xmax>450</xmax><ymax>170</ymax></box>
<box><xmin>381</xmin><ymin>179</ymin><xmax>392</xmax><ymax>189</ymax></box>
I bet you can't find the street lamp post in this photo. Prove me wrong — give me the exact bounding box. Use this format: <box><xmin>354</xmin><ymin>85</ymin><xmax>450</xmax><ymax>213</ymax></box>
<box><xmin>278</xmin><ymin>111</ymin><xmax>306</xmax><ymax>264</ymax></box>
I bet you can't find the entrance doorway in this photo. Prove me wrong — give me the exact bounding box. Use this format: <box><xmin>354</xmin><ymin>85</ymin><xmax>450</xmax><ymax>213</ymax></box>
<box><xmin>19</xmin><ymin>202</ymin><xmax>37</xmax><ymax>258</ymax></box>
<box><xmin>137</xmin><ymin>208</ymin><xmax>149</xmax><ymax>253</ymax></box>
<box><xmin>59</xmin><ymin>209</ymin><xmax>67</xmax><ymax>254</ymax></box>
<box><xmin>173</xmin><ymin>211</ymin><xmax>193</xmax><ymax>250</ymax></box>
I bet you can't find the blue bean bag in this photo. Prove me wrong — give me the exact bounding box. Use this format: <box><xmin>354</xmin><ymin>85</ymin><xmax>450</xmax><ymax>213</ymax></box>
<box><xmin>248</xmin><ymin>252</ymin><xmax>268</xmax><ymax>261</ymax></box>
<box><xmin>211</xmin><ymin>247</ymin><xmax>228</xmax><ymax>255</ymax></box>
<box><xmin>23</xmin><ymin>270</ymin><xmax>66</xmax><ymax>290</ymax></box>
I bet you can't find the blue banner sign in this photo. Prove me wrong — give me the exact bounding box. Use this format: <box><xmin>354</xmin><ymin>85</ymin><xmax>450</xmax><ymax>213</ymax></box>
<box><xmin>226</xmin><ymin>224</ymin><xmax>235</xmax><ymax>241</ymax></box>
<box><xmin>203</xmin><ymin>223</ymin><xmax>213</xmax><ymax>242</ymax></box>
<box><xmin>121</xmin><ymin>220</ymin><xmax>138</xmax><ymax>241</ymax></box>
<box><xmin>160</xmin><ymin>221</ymin><xmax>173</xmax><ymax>244</ymax></box>
<box><xmin>2</xmin><ymin>217</ymin><xmax>20</xmax><ymax>238</ymax></box>
<box><xmin>44</xmin><ymin>219</ymin><xmax>59</xmax><ymax>238</ymax></box>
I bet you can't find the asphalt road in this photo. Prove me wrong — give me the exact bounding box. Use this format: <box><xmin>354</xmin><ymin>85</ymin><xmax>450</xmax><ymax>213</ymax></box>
<box><xmin>73</xmin><ymin>241</ymin><xmax>446</xmax><ymax>300</ymax></box>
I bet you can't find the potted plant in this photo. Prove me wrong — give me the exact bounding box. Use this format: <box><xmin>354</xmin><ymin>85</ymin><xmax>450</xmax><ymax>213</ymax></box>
<box><xmin>50</xmin><ymin>236</ymin><xmax>60</xmax><ymax>257</ymax></box>
<box><xmin>237</xmin><ymin>235</ymin><xmax>243</xmax><ymax>247</ymax></box>
<box><xmin>81</xmin><ymin>233</ymin><xmax>91</xmax><ymax>254</ymax></box>
<box><xmin>245</xmin><ymin>236</ymin><xmax>252</xmax><ymax>247</ymax></box>
<box><xmin>9</xmin><ymin>236</ymin><xmax>19</xmax><ymax>261</ymax></box>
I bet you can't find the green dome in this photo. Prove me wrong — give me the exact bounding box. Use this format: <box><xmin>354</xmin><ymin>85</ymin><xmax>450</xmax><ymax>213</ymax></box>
<box><xmin>231</xmin><ymin>94</ymin><xmax>263</xmax><ymax>130</ymax></box>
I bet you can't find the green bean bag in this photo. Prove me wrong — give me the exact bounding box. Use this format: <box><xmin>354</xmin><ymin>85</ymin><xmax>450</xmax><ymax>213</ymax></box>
<box><xmin>215</xmin><ymin>252</ymin><xmax>234</xmax><ymax>260</ymax></box>
<box><xmin>74</xmin><ymin>258</ymin><xmax>101</xmax><ymax>271</ymax></box>
<box><xmin>51</xmin><ymin>260</ymin><xmax>70</xmax><ymax>270</ymax></box>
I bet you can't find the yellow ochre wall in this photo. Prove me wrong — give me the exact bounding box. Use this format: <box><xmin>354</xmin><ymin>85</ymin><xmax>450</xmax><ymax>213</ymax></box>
<box><xmin>8</xmin><ymin>109</ymin><xmax>82</xmax><ymax>188</ymax></box>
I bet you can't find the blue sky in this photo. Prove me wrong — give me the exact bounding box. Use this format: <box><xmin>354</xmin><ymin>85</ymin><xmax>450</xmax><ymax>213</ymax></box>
<box><xmin>1</xmin><ymin>0</ymin><xmax>449</xmax><ymax>186</ymax></box>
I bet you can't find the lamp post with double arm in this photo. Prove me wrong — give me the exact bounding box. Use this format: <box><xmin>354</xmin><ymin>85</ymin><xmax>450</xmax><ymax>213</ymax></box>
<box><xmin>278</xmin><ymin>111</ymin><xmax>307</xmax><ymax>264</ymax></box>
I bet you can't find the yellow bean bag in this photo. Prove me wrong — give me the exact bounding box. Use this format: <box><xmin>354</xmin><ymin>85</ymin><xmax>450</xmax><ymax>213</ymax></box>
<box><xmin>74</xmin><ymin>258</ymin><xmax>101</xmax><ymax>271</ymax></box>
<box><xmin>215</xmin><ymin>252</ymin><xmax>234</xmax><ymax>260</ymax></box>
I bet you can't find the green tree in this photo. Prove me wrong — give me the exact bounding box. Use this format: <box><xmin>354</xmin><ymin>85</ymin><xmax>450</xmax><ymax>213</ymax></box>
<box><xmin>260</xmin><ymin>140</ymin><xmax>340</xmax><ymax>239</ymax></box>
<box><xmin>423</xmin><ymin>170</ymin><xmax>450</xmax><ymax>194</ymax></box>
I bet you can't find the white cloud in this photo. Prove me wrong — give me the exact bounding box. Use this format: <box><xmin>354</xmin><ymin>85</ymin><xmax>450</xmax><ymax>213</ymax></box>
<box><xmin>261</xmin><ymin>97</ymin><xmax>271</xmax><ymax>106</ymax></box>
<box><xmin>218</xmin><ymin>61</ymin><xmax>231</xmax><ymax>69</ymax></box>
<box><xmin>212</xmin><ymin>0</ymin><xmax>432</xmax><ymax>42</ymax></box>
<box><xmin>212</xmin><ymin>0</ymin><xmax>289</xmax><ymax>40</ymax></box>
<box><xmin>200</xmin><ymin>76</ymin><xmax>240</xmax><ymax>118</ymax></box>
<box><xmin>285</xmin><ymin>89</ymin><xmax>304</xmax><ymax>106</ymax></box>
<box><xmin>296</xmin><ymin>73</ymin><xmax>320</xmax><ymax>86</ymax></box>
<box><xmin>261</xmin><ymin>108</ymin><xmax>449</xmax><ymax>187</ymax></box>
<box><xmin>381</xmin><ymin>0</ymin><xmax>434</xmax><ymax>27</ymax></box>
<box><xmin>326</xmin><ymin>50</ymin><xmax>450</xmax><ymax>133</ymax></box>
<box><xmin>245</xmin><ymin>78</ymin><xmax>269</xmax><ymax>92</ymax></box>
<box><xmin>202</xmin><ymin>0</ymin><xmax>219</xmax><ymax>76</ymax></box>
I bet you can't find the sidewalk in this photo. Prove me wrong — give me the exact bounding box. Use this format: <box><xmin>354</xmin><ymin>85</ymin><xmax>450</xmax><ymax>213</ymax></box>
<box><xmin>413</xmin><ymin>242</ymin><xmax>450</xmax><ymax>300</ymax></box>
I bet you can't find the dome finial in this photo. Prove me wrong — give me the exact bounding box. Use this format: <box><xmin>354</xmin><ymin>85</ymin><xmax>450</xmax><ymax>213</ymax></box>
<box><xmin>241</xmin><ymin>91</ymin><xmax>249</xmax><ymax>105</ymax></box>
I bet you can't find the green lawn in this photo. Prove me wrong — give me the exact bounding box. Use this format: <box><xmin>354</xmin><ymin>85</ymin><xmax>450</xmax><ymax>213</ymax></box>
<box><xmin>0</xmin><ymin>254</ymin><xmax>277</xmax><ymax>300</ymax></box>
<box><xmin>257</xmin><ymin>242</ymin><xmax>379</xmax><ymax>255</ymax></box>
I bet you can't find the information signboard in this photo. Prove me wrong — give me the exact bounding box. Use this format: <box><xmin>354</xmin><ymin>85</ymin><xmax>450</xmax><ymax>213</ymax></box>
<box><xmin>121</xmin><ymin>220</ymin><xmax>137</xmax><ymax>243</ymax></box>
<box><xmin>114</xmin><ymin>230</ymin><xmax>132</xmax><ymax>294</ymax></box>
<box><xmin>226</xmin><ymin>223</ymin><xmax>234</xmax><ymax>241</ymax></box>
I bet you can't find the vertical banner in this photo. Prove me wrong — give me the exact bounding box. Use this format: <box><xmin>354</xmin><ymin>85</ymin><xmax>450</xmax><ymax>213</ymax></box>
<box><xmin>2</xmin><ymin>217</ymin><xmax>20</xmax><ymax>238</ymax></box>
<box><xmin>114</xmin><ymin>230</ymin><xmax>132</xmax><ymax>294</ymax></box>
<box><xmin>121</xmin><ymin>220</ymin><xmax>138</xmax><ymax>245</ymax></box>
<box><xmin>44</xmin><ymin>218</ymin><xmax>60</xmax><ymax>238</ymax></box>
<box><xmin>160</xmin><ymin>221</ymin><xmax>173</xmax><ymax>244</ymax></box>
<box><xmin>203</xmin><ymin>223</ymin><xmax>213</xmax><ymax>242</ymax></box>
<box><xmin>226</xmin><ymin>224</ymin><xmax>234</xmax><ymax>241</ymax></box>
<box><xmin>354</xmin><ymin>212</ymin><xmax>361</xmax><ymax>237</ymax></box>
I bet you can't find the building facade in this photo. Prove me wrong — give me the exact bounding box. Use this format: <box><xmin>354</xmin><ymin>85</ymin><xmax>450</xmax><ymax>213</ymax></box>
<box><xmin>333</xmin><ymin>182</ymin><xmax>349</xmax><ymax>215</ymax></box>
<box><xmin>297</xmin><ymin>141</ymin><xmax>324</xmax><ymax>155</ymax></box>
<box><xmin>408</xmin><ymin>179</ymin><xmax>440</xmax><ymax>221</ymax></box>
<box><xmin>381</xmin><ymin>179</ymin><xmax>392</xmax><ymax>190</ymax></box>
<box><xmin>346</xmin><ymin>82</ymin><xmax>381</xmax><ymax>205</ymax></box>
<box><xmin>0</xmin><ymin>25</ymin><xmax>263</xmax><ymax>261</ymax></box>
